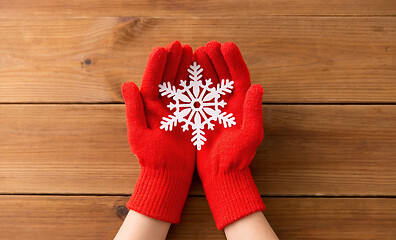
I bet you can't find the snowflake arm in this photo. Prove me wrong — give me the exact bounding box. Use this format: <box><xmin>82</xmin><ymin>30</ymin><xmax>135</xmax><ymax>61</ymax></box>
<box><xmin>160</xmin><ymin>115</ymin><xmax>178</xmax><ymax>131</ymax></box>
<box><xmin>216</xmin><ymin>79</ymin><xmax>234</xmax><ymax>95</ymax></box>
<box><xmin>187</xmin><ymin>62</ymin><xmax>203</xmax><ymax>81</ymax></box>
<box><xmin>217</xmin><ymin>112</ymin><xmax>236</xmax><ymax>128</ymax></box>
<box><xmin>159</xmin><ymin>82</ymin><xmax>177</xmax><ymax>98</ymax></box>
<box><xmin>191</xmin><ymin>128</ymin><xmax>206</xmax><ymax>150</ymax></box>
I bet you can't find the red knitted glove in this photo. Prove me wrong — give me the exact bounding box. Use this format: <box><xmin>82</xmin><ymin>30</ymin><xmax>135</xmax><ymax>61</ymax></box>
<box><xmin>195</xmin><ymin>41</ymin><xmax>265</xmax><ymax>230</ymax></box>
<box><xmin>121</xmin><ymin>41</ymin><xmax>195</xmax><ymax>223</ymax></box>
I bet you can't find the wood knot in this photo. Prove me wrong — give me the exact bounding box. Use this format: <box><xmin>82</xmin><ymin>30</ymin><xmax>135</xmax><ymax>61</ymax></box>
<box><xmin>115</xmin><ymin>205</ymin><xmax>129</xmax><ymax>220</ymax></box>
<box><xmin>81</xmin><ymin>58</ymin><xmax>92</xmax><ymax>68</ymax></box>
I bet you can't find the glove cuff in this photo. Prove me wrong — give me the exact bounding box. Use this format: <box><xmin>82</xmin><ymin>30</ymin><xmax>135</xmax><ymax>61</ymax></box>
<box><xmin>127</xmin><ymin>167</ymin><xmax>192</xmax><ymax>223</ymax></box>
<box><xmin>202</xmin><ymin>168</ymin><xmax>265</xmax><ymax>230</ymax></box>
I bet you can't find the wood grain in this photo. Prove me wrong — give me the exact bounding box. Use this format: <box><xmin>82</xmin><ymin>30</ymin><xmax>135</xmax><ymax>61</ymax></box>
<box><xmin>0</xmin><ymin>17</ymin><xmax>395</xmax><ymax>103</ymax></box>
<box><xmin>0</xmin><ymin>196</ymin><xmax>395</xmax><ymax>240</ymax></box>
<box><xmin>1</xmin><ymin>104</ymin><xmax>395</xmax><ymax>195</ymax></box>
<box><xmin>0</xmin><ymin>0</ymin><xmax>395</xmax><ymax>17</ymax></box>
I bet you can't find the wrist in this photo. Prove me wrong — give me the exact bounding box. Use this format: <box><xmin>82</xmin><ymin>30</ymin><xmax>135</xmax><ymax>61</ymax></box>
<box><xmin>201</xmin><ymin>168</ymin><xmax>265</xmax><ymax>230</ymax></box>
<box><xmin>127</xmin><ymin>167</ymin><xmax>193</xmax><ymax>223</ymax></box>
<box><xmin>224</xmin><ymin>212</ymin><xmax>279</xmax><ymax>240</ymax></box>
<box><xmin>114</xmin><ymin>210</ymin><xmax>171</xmax><ymax>240</ymax></box>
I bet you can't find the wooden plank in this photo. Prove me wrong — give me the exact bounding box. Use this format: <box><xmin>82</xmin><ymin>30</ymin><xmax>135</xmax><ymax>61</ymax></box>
<box><xmin>0</xmin><ymin>17</ymin><xmax>395</xmax><ymax>103</ymax></box>
<box><xmin>0</xmin><ymin>196</ymin><xmax>395</xmax><ymax>239</ymax></box>
<box><xmin>0</xmin><ymin>0</ymin><xmax>395</xmax><ymax>17</ymax></box>
<box><xmin>1</xmin><ymin>104</ymin><xmax>395</xmax><ymax>195</ymax></box>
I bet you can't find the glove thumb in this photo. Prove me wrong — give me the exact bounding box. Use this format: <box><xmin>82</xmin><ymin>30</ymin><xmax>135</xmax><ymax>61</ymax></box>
<box><xmin>122</xmin><ymin>82</ymin><xmax>148</xmax><ymax>132</ymax></box>
<box><xmin>241</xmin><ymin>84</ymin><xmax>264</xmax><ymax>144</ymax></box>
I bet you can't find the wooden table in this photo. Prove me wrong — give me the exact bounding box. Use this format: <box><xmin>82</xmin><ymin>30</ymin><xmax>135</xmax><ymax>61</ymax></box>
<box><xmin>0</xmin><ymin>1</ymin><xmax>395</xmax><ymax>239</ymax></box>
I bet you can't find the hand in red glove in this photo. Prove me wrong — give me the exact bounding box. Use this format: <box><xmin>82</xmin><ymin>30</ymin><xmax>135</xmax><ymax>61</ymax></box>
<box><xmin>195</xmin><ymin>41</ymin><xmax>265</xmax><ymax>230</ymax></box>
<box><xmin>121</xmin><ymin>41</ymin><xmax>195</xmax><ymax>223</ymax></box>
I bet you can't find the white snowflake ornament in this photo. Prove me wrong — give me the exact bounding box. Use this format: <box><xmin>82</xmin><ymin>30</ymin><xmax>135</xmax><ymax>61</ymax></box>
<box><xmin>159</xmin><ymin>62</ymin><xmax>236</xmax><ymax>150</ymax></box>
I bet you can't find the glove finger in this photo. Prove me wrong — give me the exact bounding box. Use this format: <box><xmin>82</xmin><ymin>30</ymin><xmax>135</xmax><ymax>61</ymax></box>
<box><xmin>194</xmin><ymin>46</ymin><xmax>218</xmax><ymax>86</ymax></box>
<box><xmin>140</xmin><ymin>47</ymin><xmax>168</xmax><ymax>101</ymax></box>
<box><xmin>122</xmin><ymin>82</ymin><xmax>149</xmax><ymax>132</ymax></box>
<box><xmin>241</xmin><ymin>84</ymin><xmax>264</xmax><ymax>143</ymax></box>
<box><xmin>221</xmin><ymin>42</ymin><xmax>251</xmax><ymax>96</ymax></box>
<box><xmin>162</xmin><ymin>40</ymin><xmax>183</xmax><ymax>85</ymax></box>
<box><xmin>175</xmin><ymin>44</ymin><xmax>193</xmax><ymax>86</ymax></box>
<box><xmin>205</xmin><ymin>41</ymin><xmax>231</xmax><ymax>82</ymax></box>
<box><xmin>205</xmin><ymin>41</ymin><xmax>233</xmax><ymax>103</ymax></box>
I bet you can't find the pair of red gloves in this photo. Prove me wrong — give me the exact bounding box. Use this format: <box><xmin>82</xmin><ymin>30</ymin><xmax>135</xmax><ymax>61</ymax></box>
<box><xmin>122</xmin><ymin>41</ymin><xmax>265</xmax><ymax>230</ymax></box>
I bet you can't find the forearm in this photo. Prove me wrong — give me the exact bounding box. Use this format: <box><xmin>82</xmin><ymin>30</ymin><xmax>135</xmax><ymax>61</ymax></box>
<box><xmin>114</xmin><ymin>210</ymin><xmax>171</xmax><ymax>240</ymax></box>
<box><xmin>224</xmin><ymin>211</ymin><xmax>278</xmax><ymax>240</ymax></box>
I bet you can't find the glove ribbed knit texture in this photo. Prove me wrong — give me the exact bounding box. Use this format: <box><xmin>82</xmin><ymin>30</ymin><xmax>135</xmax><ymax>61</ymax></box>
<box><xmin>202</xmin><ymin>168</ymin><xmax>265</xmax><ymax>230</ymax></box>
<box><xmin>127</xmin><ymin>167</ymin><xmax>192</xmax><ymax>223</ymax></box>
